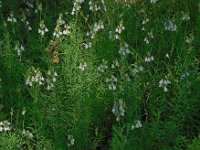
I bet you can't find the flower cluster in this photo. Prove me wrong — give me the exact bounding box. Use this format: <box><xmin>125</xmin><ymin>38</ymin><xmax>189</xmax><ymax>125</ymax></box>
<box><xmin>144</xmin><ymin>31</ymin><xmax>154</xmax><ymax>44</ymax></box>
<box><xmin>106</xmin><ymin>75</ymin><xmax>118</xmax><ymax>91</ymax></box>
<box><xmin>7</xmin><ymin>12</ymin><xmax>17</xmax><ymax>23</ymax></box>
<box><xmin>131</xmin><ymin>65</ymin><xmax>144</xmax><ymax>75</ymax></box>
<box><xmin>181</xmin><ymin>13</ymin><xmax>190</xmax><ymax>21</ymax></box>
<box><xmin>114</xmin><ymin>21</ymin><xmax>125</xmax><ymax>39</ymax></box>
<box><xmin>164</xmin><ymin>20</ymin><xmax>177</xmax><ymax>31</ymax></box>
<box><xmin>86</xmin><ymin>21</ymin><xmax>104</xmax><ymax>39</ymax></box>
<box><xmin>141</xmin><ymin>18</ymin><xmax>149</xmax><ymax>31</ymax></box>
<box><xmin>159</xmin><ymin>79</ymin><xmax>171</xmax><ymax>92</ymax></box>
<box><xmin>26</xmin><ymin>68</ymin><xmax>44</xmax><ymax>87</ymax></box>
<box><xmin>14</xmin><ymin>42</ymin><xmax>24</xmax><ymax>56</ymax></box>
<box><xmin>131</xmin><ymin>120</ymin><xmax>142</xmax><ymax>130</ymax></box>
<box><xmin>112</xmin><ymin>100</ymin><xmax>125</xmax><ymax>121</ymax></box>
<box><xmin>21</xmin><ymin>13</ymin><xmax>32</xmax><ymax>31</ymax></box>
<box><xmin>78</xmin><ymin>62</ymin><xmax>87</xmax><ymax>71</ymax></box>
<box><xmin>0</xmin><ymin>120</ymin><xmax>11</xmax><ymax>132</ymax></box>
<box><xmin>185</xmin><ymin>34</ymin><xmax>194</xmax><ymax>44</ymax></box>
<box><xmin>26</xmin><ymin>1</ymin><xmax>34</xmax><ymax>9</ymax></box>
<box><xmin>150</xmin><ymin>0</ymin><xmax>158</xmax><ymax>4</ymax></box>
<box><xmin>144</xmin><ymin>55</ymin><xmax>154</xmax><ymax>63</ymax></box>
<box><xmin>89</xmin><ymin>0</ymin><xmax>106</xmax><ymax>12</ymax></box>
<box><xmin>71</xmin><ymin>0</ymin><xmax>85</xmax><ymax>15</ymax></box>
<box><xmin>97</xmin><ymin>59</ymin><xmax>108</xmax><ymax>73</ymax></box>
<box><xmin>88</xmin><ymin>1</ymin><xmax>101</xmax><ymax>12</ymax></box>
<box><xmin>53</xmin><ymin>14</ymin><xmax>71</xmax><ymax>38</ymax></box>
<box><xmin>111</xmin><ymin>59</ymin><xmax>120</xmax><ymax>69</ymax></box>
<box><xmin>180</xmin><ymin>71</ymin><xmax>190</xmax><ymax>80</ymax></box>
<box><xmin>67</xmin><ymin>135</ymin><xmax>75</xmax><ymax>147</ymax></box>
<box><xmin>83</xmin><ymin>41</ymin><xmax>92</xmax><ymax>49</ymax></box>
<box><xmin>22</xmin><ymin>129</ymin><xmax>34</xmax><ymax>139</ymax></box>
<box><xmin>38</xmin><ymin>20</ymin><xmax>48</xmax><ymax>36</ymax></box>
<box><xmin>46</xmin><ymin>70</ymin><xmax>58</xmax><ymax>90</ymax></box>
<box><xmin>118</xmin><ymin>43</ymin><xmax>130</xmax><ymax>56</ymax></box>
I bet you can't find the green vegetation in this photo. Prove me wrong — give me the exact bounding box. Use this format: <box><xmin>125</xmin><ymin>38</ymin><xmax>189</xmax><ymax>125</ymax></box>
<box><xmin>0</xmin><ymin>0</ymin><xmax>200</xmax><ymax>149</ymax></box>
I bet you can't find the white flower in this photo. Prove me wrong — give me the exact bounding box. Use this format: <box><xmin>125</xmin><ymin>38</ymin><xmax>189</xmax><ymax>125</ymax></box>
<box><xmin>159</xmin><ymin>79</ymin><xmax>171</xmax><ymax>92</ymax></box>
<box><xmin>166</xmin><ymin>53</ymin><xmax>169</xmax><ymax>58</ymax></box>
<box><xmin>14</xmin><ymin>43</ymin><xmax>24</xmax><ymax>56</ymax></box>
<box><xmin>83</xmin><ymin>42</ymin><xmax>92</xmax><ymax>49</ymax></box>
<box><xmin>131</xmin><ymin>120</ymin><xmax>142</xmax><ymax>130</ymax></box>
<box><xmin>182</xmin><ymin>13</ymin><xmax>190</xmax><ymax>21</ymax></box>
<box><xmin>118</xmin><ymin>43</ymin><xmax>130</xmax><ymax>56</ymax></box>
<box><xmin>142</xmin><ymin>18</ymin><xmax>149</xmax><ymax>25</ymax></box>
<box><xmin>131</xmin><ymin>65</ymin><xmax>143</xmax><ymax>75</ymax></box>
<box><xmin>164</xmin><ymin>20</ymin><xmax>177</xmax><ymax>31</ymax></box>
<box><xmin>97</xmin><ymin>59</ymin><xmax>108</xmax><ymax>73</ymax></box>
<box><xmin>108</xmin><ymin>83</ymin><xmax>116</xmax><ymax>91</ymax></box>
<box><xmin>71</xmin><ymin>0</ymin><xmax>85</xmax><ymax>15</ymax></box>
<box><xmin>7</xmin><ymin>12</ymin><xmax>17</xmax><ymax>23</ymax></box>
<box><xmin>111</xmin><ymin>59</ymin><xmax>120</xmax><ymax>69</ymax></box>
<box><xmin>67</xmin><ymin>135</ymin><xmax>75</xmax><ymax>147</ymax></box>
<box><xmin>112</xmin><ymin>100</ymin><xmax>125</xmax><ymax>121</ymax></box>
<box><xmin>150</xmin><ymin>0</ymin><xmax>158</xmax><ymax>4</ymax></box>
<box><xmin>180</xmin><ymin>71</ymin><xmax>190</xmax><ymax>80</ymax></box>
<box><xmin>26</xmin><ymin>68</ymin><xmax>44</xmax><ymax>87</ymax></box>
<box><xmin>0</xmin><ymin>120</ymin><xmax>11</xmax><ymax>132</ymax></box>
<box><xmin>38</xmin><ymin>20</ymin><xmax>48</xmax><ymax>36</ymax></box>
<box><xmin>144</xmin><ymin>55</ymin><xmax>154</xmax><ymax>62</ymax></box>
<box><xmin>78</xmin><ymin>62</ymin><xmax>87</xmax><ymax>71</ymax></box>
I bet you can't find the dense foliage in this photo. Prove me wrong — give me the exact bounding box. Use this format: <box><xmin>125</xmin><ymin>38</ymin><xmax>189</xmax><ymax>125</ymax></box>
<box><xmin>0</xmin><ymin>0</ymin><xmax>200</xmax><ymax>149</ymax></box>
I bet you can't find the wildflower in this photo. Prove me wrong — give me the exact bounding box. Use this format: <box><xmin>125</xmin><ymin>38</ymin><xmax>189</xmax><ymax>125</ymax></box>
<box><xmin>38</xmin><ymin>20</ymin><xmax>48</xmax><ymax>36</ymax></box>
<box><xmin>114</xmin><ymin>21</ymin><xmax>125</xmax><ymax>39</ymax></box>
<box><xmin>46</xmin><ymin>70</ymin><xmax>58</xmax><ymax>90</ymax></box>
<box><xmin>185</xmin><ymin>34</ymin><xmax>194</xmax><ymax>44</ymax></box>
<box><xmin>26</xmin><ymin>1</ymin><xmax>34</xmax><ymax>9</ymax></box>
<box><xmin>144</xmin><ymin>55</ymin><xmax>154</xmax><ymax>63</ymax></box>
<box><xmin>111</xmin><ymin>59</ymin><xmax>120</xmax><ymax>69</ymax></box>
<box><xmin>118</xmin><ymin>43</ymin><xmax>130</xmax><ymax>56</ymax></box>
<box><xmin>125</xmin><ymin>74</ymin><xmax>131</xmax><ymax>82</ymax></box>
<box><xmin>78</xmin><ymin>62</ymin><xmax>87</xmax><ymax>71</ymax></box>
<box><xmin>164</xmin><ymin>20</ymin><xmax>177</xmax><ymax>31</ymax></box>
<box><xmin>14</xmin><ymin>42</ymin><xmax>24</xmax><ymax>56</ymax></box>
<box><xmin>166</xmin><ymin>53</ymin><xmax>169</xmax><ymax>58</ymax></box>
<box><xmin>22</xmin><ymin>129</ymin><xmax>34</xmax><ymax>139</ymax></box>
<box><xmin>131</xmin><ymin>120</ymin><xmax>142</xmax><ymax>130</ymax></box>
<box><xmin>181</xmin><ymin>13</ymin><xmax>190</xmax><ymax>21</ymax></box>
<box><xmin>83</xmin><ymin>42</ymin><xmax>92</xmax><ymax>49</ymax></box>
<box><xmin>180</xmin><ymin>71</ymin><xmax>190</xmax><ymax>80</ymax></box>
<box><xmin>71</xmin><ymin>0</ymin><xmax>85</xmax><ymax>15</ymax></box>
<box><xmin>88</xmin><ymin>1</ymin><xmax>101</xmax><ymax>12</ymax></box>
<box><xmin>142</xmin><ymin>18</ymin><xmax>149</xmax><ymax>25</ymax></box>
<box><xmin>67</xmin><ymin>135</ymin><xmax>75</xmax><ymax>147</ymax></box>
<box><xmin>22</xmin><ymin>107</ymin><xmax>26</xmax><ymax>115</ymax></box>
<box><xmin>7</xmin><ymin>12</ymin><xmax>17</xmax><ymax>23</ymax></box>
<box><xmin>97</xmin><ymin>59</ymin><xmax>108</xmax><ymax>73</ymax></box>
<box><xmin>53</xmin><ymin>14</ymin><xmax>71</xmax><ymax>38</ymax></box>
<box><xmin>0</xmin><ymin>1</ymin><xmax>2</xmax><ymax>8</ymax></box>
<box><xmin>112</xmin><ymin>99</ymin><xmax>125</xmax><ymax>121</ymax></box>
<box><xmin>131</xmin><ymin>65</ymin><xmax>143</xmax><ymax>75</ymax></box>
<box><xmin>150</xmin><ymin>0</ymin><xmax>158</xmax><ymax>4</ymax></box>
<box><xmin>106</xmin><ymin>75</ymin><xmax>118</xmax><ymax>91</ymax></box>
<box><xmin>0</xmin><ymin>120</ymin><xmax>11</xmax><ymax>132</ymax></box>
<box><xmin>159</xmin><ymin>79</ymin><xmax>171</xmax><ymax>92</ymax></box>
<box><xmin>21</xmin><ymin>13</ymin><xmax>32</xmax><ymax>31</ymax></box>
<box><xmin>87</xmin><ymin>21</ymin><xmax>104</xmax><ymax>39</ymax></box>
<box><xmin>145</xmin><ymin>37</ymin><xmax>151</xmax><ymax>44</ymax></box>
<box><xmin>26</xmin><ymin>68</ymin><xmax>45</xmax><ymax>87</ymax></box>
<box><xmin>108</xmin><ymin>83</ymin><xmax>117</xmax><ymax>91</ymax></box>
